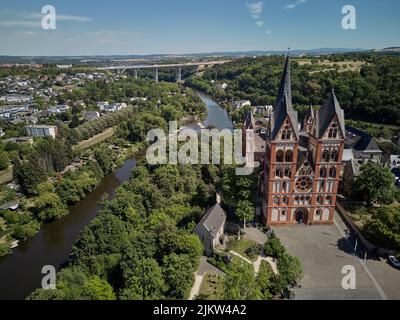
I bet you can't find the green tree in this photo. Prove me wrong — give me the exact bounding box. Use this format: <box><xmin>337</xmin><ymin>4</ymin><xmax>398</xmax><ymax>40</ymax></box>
<box><xmin>120</xmin><ymin>258</ymin><xmax>166</xmax><ymax>300</ymax></box>
<box><xmin>363</xmin><ymin>206</ymin><xmax>400</xmax><ymax>250</ymax></box>
<box><xmin>223</xmin><ymin>259</ymin><xmax>257</xmax><ymax>300</ymax></box>
<box><xmin>82</xmin><ymin>276</ymin><xmax>116</xmax><ymax>300</ymax></box>
<box><xmin>353</xmin><ymin>163</ymin><xmax>396</xmax><ymax>205</ymax></box>
<box><xmin>277</xmin><ymin>253</ymin><xmax>303</xmax><ymax>286</ymax></box>
<box><xmin>162</xmin><ymin>253</ymin><xmax>196</xmax><ymax>299</ymax></box>
<box><xmin>0</xmin><ymin>152</ymin><xmax>10</xmax><ymax>171</ymax></box>
<box><xmin>263</xmin><ymin>234</ymin><xmax>286</xmax><ymax>259</ymax></box>
<box><xmin>255</xmin><ymin>261</ymin><xmax>274</xmax><ymax>300</ymax></box>
<box><xmin>236</xmin><ymin>200</ymin><xmax>254</xmax><ymax>227</ymax></box>
<box><xmin>94</xmin><ymin>147</ymin><xmax>114</xmax><ymax>174</ymax></box>
<box><xmin>34</xmin><ymin>192</ymin><xmax>68</xmax><ymax>222</ymax></box>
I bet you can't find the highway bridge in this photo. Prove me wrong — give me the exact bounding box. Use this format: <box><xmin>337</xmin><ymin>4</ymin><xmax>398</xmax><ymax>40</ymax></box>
<box><xmin>97</xmin><ymin>60</ymin><xmax>229</xmax><ymax>83</ymax></box>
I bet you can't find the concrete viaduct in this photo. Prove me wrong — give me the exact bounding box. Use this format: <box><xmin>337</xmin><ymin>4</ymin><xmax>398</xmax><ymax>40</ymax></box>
<box><xmin>97</xmin><ymin>60</ymin><xmax>229</xmax><ymax>83</ymax></box>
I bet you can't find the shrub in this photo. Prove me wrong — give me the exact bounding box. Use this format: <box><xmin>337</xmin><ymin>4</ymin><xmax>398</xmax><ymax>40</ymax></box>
<box><xmin>0</xmin><ymin>243</ymin><xmax>11</xmax><ymax>257</ymax></box>
<box><xmin>264</xmin><ymin>236</ymin><xmax>286</xmax><ymax>259</ymax></box>
<box><xmin>245</xmin><ymin>244</ymin><xmax>261</xmax><ymax>260</ymax></box>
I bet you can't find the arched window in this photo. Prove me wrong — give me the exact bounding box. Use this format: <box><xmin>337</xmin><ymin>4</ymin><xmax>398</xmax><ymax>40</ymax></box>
<box><xmin>329</xmin><ymin>167</ymin><xmax>337</xmax><ymax>178</ymax></box>
<box><xmin>331</xmin><ymin>150</ymin><xmax>339</xmax><ymax>162</ymax></box>
<box><xmin>322</xmin><ymin>150</ymin><xmax>329</xmax><ymax>162</ymax></box>
<box><xmin>285</xmin><ymin>150</ymin><xmax>293</xmax><ymax>162</ymax></box>
<box><xmin>276</xmin><ymin>168</ymin><xmax>283</xmax><ymax>178</ymax></box>
<box><xmin>325</xmin><ymin>195</ymin><xmax>333</xmax><ymax>205</ymax></box>
<box><xmin>276</xmin><ymin>150</ymin><xmax>284</xmax><ymax>162</ymax></box>
<box><xmin>282</xmin><ymin>196</ymin><xmax>288</xmax><ymax>205</ymax></box>
<box><xmin>328</xmin><ymin>128</ymin><xmax>333</xmax><ymax>138</ymax></box>
<box><xmin>273</xmin><ymin>197</ymin><xmax>280</xmax><ymax>205</ymax></box>
<box><xmin>320</xmin><ymin>167</ymin><xmax>327</xmax><ymax>178</ymax></box>
<box><xmin>315</xmin><ymin>209</ymin><xmax>321</xmax><ymax>216</ymax></box>
<box><xmin>284</xmin><ymin>168</ymin><xmax>291</xmax><ymax>178</ymax></box>
<box><xmin>317</xmin><ymin>195</ymin><xmax>323</xmax><ymax>204</ymax></box>
<box><xmin>281</xmin><ymin>130</ymin><xmax>287</xmax><ymax>140</ymax></box>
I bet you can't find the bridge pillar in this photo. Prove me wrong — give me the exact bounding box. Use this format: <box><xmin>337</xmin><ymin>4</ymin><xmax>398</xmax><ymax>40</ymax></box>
<box><xmin>155</xmin><ymin>68</ymin><xmax>159</xmax><ymax>83</ymax></box>
<box><xmin>134</xmin><ymin>69</ymin><xmax>138</xmax><ymax>79</ymax></box>
<box><xmin>176</xmin><ymin>66</ymin><xmax>182</xmax><ymax>83</ymax></box>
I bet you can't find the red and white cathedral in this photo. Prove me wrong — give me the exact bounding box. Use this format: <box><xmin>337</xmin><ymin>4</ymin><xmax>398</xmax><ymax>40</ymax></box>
<box><xmin>244</xmin><ymin>55</ymin><xmax>345</xmax><ymax>226</ymax></box>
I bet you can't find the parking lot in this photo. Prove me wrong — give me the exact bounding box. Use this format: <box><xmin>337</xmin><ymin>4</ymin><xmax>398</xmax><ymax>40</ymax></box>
<box><xmin>273</xmin><ymin>223</ymin><xmax>392</xmax><ymax>300</ymax></box>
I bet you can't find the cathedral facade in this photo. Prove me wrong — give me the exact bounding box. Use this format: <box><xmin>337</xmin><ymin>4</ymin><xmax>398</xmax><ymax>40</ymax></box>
<box><xmin>245</xmin><ymin>56</ymin><xmax>345</xmax><ymax>226</ymax></box>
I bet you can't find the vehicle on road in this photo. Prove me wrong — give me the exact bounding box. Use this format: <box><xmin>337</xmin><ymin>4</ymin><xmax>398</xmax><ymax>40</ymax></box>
<box><xmin>388</xmin><ymin>255</ymin><xmax>400</xmax><ymax>268</ymax></box>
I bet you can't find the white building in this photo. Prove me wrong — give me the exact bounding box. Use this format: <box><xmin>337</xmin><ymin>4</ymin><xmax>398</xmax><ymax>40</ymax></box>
<box><xmin>25</xmin><ymin>125</ymin><xmax>58</xmax><ymax>139</ymax></box>
<box><xmin>254</xmin><ymin>105</ymin><xmax>273</xmax><ymax>117</ymax></box>
<box><xmin>232</xmin><ymin>100</ymin><xmax>251</xmax><ymax>110</ymax></box>
<box><xmin>82</xmin><ymin>111</ymin><xmax>100</xmax><ymax>121</ymax></box>
<box><xmin>100</xmin><ymin>103</ymin><xmax>128</xmax><ymax>112</ymax></box>
<box><xmin>48</xmin><ymin>105</ymin><xmax>71</xmax><ymax>114</ymax></box>
<box><xmin>57</xmin><ymin>65</ymin><xmax>72</xmax><ymax>69</ymax></box>
<box><xmin>0</xmin><ymin>94</ymin><xmax>32</xmax><ymax>103</ymax></box>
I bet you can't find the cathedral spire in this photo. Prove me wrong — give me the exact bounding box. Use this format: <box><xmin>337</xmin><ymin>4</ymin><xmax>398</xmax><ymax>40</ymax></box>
<box><xmin>275</xmin><ymin>53</ymin><xmax>292</xmax><ymax>108</ymax></box>
<box><xmin>315</xmin><ymin>89</ymin><xmax>345</xmax><ymax>138</ymax></box>
<box><xmin>271</xmin><ymin>51</ymin><xmax>299</xmax><ymax>140</ymax></box>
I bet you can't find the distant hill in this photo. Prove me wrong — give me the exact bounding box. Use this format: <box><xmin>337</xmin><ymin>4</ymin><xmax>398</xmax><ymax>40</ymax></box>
<box><xmin>376</xmin><ymin>47</ymin><xmax>400</xmax><ymax>53</ymax></box>
<box><xmin>0</xmin><ymin>48</ymin><xmax>370</xmax><ymax>64</ymax></box>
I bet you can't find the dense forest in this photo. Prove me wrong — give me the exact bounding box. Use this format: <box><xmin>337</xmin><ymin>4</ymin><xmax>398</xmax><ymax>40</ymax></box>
<box><xmin>28</xmin><ymin>162</ymin><xmax>219</xmax><ymax>300</ymax></box>
<box><xmin>0</xmin><ymin>79</ymin><xmax>206</xmax><ymax>256</ymax></box>
<box><xmin>186</xmin><ymin>53</ymin><xmax>400</xmax><ymax>126</ymax></box>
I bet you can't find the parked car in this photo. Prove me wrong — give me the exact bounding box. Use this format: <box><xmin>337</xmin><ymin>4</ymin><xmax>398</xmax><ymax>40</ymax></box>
<box><xmin>388</xmin><ymin>255</ymin><xmax>400</xmax><ymax>268</ymax></box>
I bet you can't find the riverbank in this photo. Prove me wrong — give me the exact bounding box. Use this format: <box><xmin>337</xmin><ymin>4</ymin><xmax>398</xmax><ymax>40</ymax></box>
<box><xmin>0</xmin><ymin>137</ymin><xmax>144</xmax><ymax>258</ymax></box>
<box><xmin>0</xmin><ymin>90</ymin><xmax>231</xmax><ymax>300</ymax></box>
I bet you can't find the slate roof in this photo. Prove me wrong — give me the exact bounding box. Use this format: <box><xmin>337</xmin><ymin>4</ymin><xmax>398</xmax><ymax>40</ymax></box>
<box><xmin>345</xmin><ymin>126</ymin><xmax>382</xmax><ymax>153</ymax></box>
<box><xmin>271</xmin><ymin>55</ymin><xmax>299</xmax><ymax>140</ymax></box>
<box><xmin>195</xmin><ymin>204</ymin><xmax>227</xmax><ymax>238</ymax></box>
<box><xmin>315</xmin><ymin>90</ymin><xmax>345</xmax><ymax>139</ymax></box>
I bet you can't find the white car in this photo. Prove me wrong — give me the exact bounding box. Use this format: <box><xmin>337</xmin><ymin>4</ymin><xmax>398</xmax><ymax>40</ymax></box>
<box><xmin>388</xmin><ymin>255</ymin><xmax>400</xmax><ymax>268</ymax></box>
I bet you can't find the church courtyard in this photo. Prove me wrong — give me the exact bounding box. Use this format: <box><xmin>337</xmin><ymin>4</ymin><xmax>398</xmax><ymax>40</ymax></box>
<box><xmin>273</xmin><ymin>222</ymin><xmax>387</xmax><ymax>300</ymax></box>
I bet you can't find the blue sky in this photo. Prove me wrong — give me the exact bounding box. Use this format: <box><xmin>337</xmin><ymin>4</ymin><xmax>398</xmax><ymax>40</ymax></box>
<box><xmin>0</xmin><ymin>0</ymin><xmax>399</xmax><ymax>55</ymax></box>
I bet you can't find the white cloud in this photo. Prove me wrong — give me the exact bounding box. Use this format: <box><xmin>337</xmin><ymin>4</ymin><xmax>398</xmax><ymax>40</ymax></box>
<box><xmin>284</xmin><ymin>0</ymin><xmax>307</xmax><ymax>10</ymax></box>
<box><xmin>0</xmin><ymin>20</ymin><xmax>41</xmax><ymax>28</ymax></box>
<box><xmin>246</xmin><ymin>2</ymin><xmax>265</xmax><ymax>28</ymax></box>
<box><xmin>23</xmin><ymin>12</ymin><xmax>91</xmax><ymax>22</ymax></box>
<box><xmin>246</xmin><ymin>2</ymin><xmax>263</xmax><ymax>15</ymax></box>
<box><xmin>266</xmin><ymin>30</ymin><xmax>272</xmax><ymax>35</ymax></box>
<box><xmin>0</xmin><ymin>11</ymin><xmax>91</xmax><ymax>29</ymax></box>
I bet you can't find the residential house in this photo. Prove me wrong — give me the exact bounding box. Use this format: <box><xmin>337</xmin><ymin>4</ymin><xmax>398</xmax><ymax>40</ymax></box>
<box><xmin>48</xmin><ymin>105</ymin><xmax>71</xmax><ymax>114</ymax></box>
<box><xmin>82</xmin><ymin>111</ymin><xmax>100</xmax><ymax>121</ymax></box>
<box><xmin>254</xmin><ymin>105</ymin><xmax>273</xmax><ymax>118</ymax></box>
<box><xmin>100</xmin><ymin>103</ymin><xmax>128</xmax><ymax>113</ymax></box>
<box><xmin>232</xmin><ymin>100</ymin><xmax>251</xmax><ymax>110</ymax></box>
<box><xmin>25</xmin><ymin>125</ymin><xmax>58</xmax><ymax>138</ymax></box>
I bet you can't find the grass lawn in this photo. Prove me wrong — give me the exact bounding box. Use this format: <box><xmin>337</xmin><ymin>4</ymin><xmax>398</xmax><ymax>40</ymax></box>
<box><xmin>229</xmin><ymin>237</ymin><xmax>258</xmax><ymax>262</ymax></box>
<box><xmin>198</xmin><ymin>272</ymin><xmax>224</xmax><ymax>300</ymax></box>
<box><xmin>74</xmin><ymin>127</ymin><xmax>115</xmax><ymax>151</ymax></box>
<box><xmin>0</xmin><ymin>166</ymin><xmax>13</xmax><ymax>185</ymax></box>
